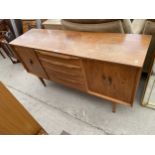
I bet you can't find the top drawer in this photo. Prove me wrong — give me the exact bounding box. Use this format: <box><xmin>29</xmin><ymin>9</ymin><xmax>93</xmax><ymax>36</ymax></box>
<box><xmin>36</xmin><ymin>50</ymin><xmax>81</xmax><ymax>67</ymax></box>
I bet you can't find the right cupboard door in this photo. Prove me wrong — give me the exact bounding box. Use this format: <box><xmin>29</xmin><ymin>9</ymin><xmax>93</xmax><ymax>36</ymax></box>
<box><xmin>83</xmin><ymin>59</ymin><xmax>140</xmax><ymax>105</ymax></box>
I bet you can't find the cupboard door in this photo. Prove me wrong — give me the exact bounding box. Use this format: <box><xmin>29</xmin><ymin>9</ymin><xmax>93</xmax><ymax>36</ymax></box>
<box><xmin>83</xmin><ymin>59</ymin><xmax>140</xmax><ymax>105</ymax></box>
<box><xmin>14</xmin><ymin>46</ymin><xmax>48</xmax><ymax>79</ymax></box>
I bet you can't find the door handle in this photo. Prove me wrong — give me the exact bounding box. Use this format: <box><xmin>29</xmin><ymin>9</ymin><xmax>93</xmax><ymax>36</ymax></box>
<box><xmin>29</xmin><ymin>59</ymin><xmax>33</xmax><ymax>65</ymax></box>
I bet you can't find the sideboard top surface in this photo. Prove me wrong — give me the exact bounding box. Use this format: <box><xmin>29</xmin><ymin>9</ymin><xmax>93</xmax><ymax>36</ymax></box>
<box><xmin>10</xmin><ymin>29</ymin><xmax>152</xmax><ymax>67</ymax></box>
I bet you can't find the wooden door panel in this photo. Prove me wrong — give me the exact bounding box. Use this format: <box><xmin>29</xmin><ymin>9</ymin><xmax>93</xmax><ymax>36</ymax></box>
<box><xmin>14</xmin><ymin>46</ymin><xmax>48</xmax><ymax>79</ymax></box>
<box><xmin>83</xmin><ymin>59</ymin><xmax>139</xmax><ymax>104</ymax></box>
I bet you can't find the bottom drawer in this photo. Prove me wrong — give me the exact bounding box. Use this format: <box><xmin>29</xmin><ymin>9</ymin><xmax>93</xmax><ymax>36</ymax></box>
<box><xmin>47</xmin><ymin>70</ymin><xmax>86</xmax><ymax>92</ymax></box>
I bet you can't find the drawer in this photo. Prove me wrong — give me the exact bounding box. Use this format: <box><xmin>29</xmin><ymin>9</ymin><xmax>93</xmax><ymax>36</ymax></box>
<box><xmin>36</xmin><ymin>50</ymin><xmax>81</xmax><ymax>67</ymax></box>
<box><xmin>41</xmin><ymin>60</ymin><xmax>86</xmax><ymax>91</ymax></box>
<box><xmin>40</xmin><ymin>59</ymin><xmax>82</xmax><ymax>74</ymax></box>
<box><xmin>14</xmin><ymin>46</ymin><xmax>48</xmax><ymax>79</ymax></box>
<box><xmin>37</xmin><ymin>50</ymin><xmax>84</xmax><ymax>77</ymax></box>
<box><xmin>46</xmin><ymin>68</ymin><xmax>86</xmax><ymax>92</ymax></box>
<box><xmin>45</xmin><ymin>67</ymin><xmax>85</xmax><ymax>84</ymax></box>
<box><xmin>36</xmin><ymin>50</ymin><xmax>86</xmax><ymax>91</ymax></box>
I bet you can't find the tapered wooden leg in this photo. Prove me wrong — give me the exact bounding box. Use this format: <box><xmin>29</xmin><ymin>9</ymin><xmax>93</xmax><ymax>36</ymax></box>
<box><xmin>112</xmin><ymin>103</ymin><xmax>116</xmax><ymax>113</ymax></box>
<box><xmin>12</xmin><ymin>59</ymin><xmax>20</xmax><ymax>64</ymax></box>
<box><xmin>8</xmin><ymin>55</ymin><xmax>19</xmax><ymax>64</ymax></box>
<box><xmin>38</xmin><ymin>77</ymin><xmax>46</xmax><ymax>87</ymax></box>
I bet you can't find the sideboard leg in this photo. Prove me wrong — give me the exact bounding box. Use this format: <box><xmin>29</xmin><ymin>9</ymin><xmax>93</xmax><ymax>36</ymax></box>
<box><xmin>112</xmin><ymin>103</ymin><xmax>116</xmax><ymax>113</ymax></box>
<box><xmin>0</xmin><ymin>50</ymin><xmax>6</xmax><ymax>58</ymax></box>
<box><xmin>38</xmin><ymin>77</ymin><xmax>46</xmax><ymax>87</ymax></box>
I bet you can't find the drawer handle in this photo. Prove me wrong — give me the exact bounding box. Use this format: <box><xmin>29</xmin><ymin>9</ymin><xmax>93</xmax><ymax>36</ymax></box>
<box><xmin>102</xmin><ymin>75</ymin><xmax>112</xmax><ymax>85</ymax></box>
<box><xmin>29</xmin><ymin>59</ymin><xmax>33</xmax><ymax>65</ymax></box>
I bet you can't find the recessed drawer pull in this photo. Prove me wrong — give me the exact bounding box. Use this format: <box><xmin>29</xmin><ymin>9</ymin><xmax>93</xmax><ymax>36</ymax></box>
<box><xmin>29</xmin><ymin>59</ymin><xmax>33</xmax><ymax>65</ymax></box>
<box><xmin>40</xmin><ymin>58</ymin><xmax>81</xmax><ymax>69</ymax></box>
<box><xmin>36</xmin><ymin>50</ymin><xmax>79</xmax><ymax>60</ymax></box>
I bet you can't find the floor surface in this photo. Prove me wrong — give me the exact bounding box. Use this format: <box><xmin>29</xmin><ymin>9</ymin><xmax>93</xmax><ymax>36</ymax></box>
<box><xmin>1</xmin><ymin>54</ymin><xmax>155</xmax><ymax>135</ymax></box>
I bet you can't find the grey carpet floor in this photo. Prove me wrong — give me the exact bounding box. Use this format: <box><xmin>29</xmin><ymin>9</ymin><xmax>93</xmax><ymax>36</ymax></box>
<box><xmin>1</xmin><ymin>54</ymin><xmax>155</xmax><ymax>134</ymax></box>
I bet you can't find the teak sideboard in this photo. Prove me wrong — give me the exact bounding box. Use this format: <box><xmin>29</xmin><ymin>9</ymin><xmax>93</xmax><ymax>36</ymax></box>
<box><xmin>10</xmin><ymin>29</ymin><xmax>151</xmax><ymax>112</ymax></box>
<box><xmin>0</xmin><ymin>81</ymin><xmax>47</xmax><ymax>134</ymax></box>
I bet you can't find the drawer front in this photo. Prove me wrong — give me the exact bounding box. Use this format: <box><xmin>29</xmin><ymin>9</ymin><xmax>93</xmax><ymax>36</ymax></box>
<box><xmin>37</xmin><ymin>50</ymin><xmax>81</xmax><ymax>66</ymax></box>
<box><xmin>41</xmin><ymin>60</ymin><xmax>82</xmax><ymax>75</ymax></box>
<box><xmin>14</xmin><ymin>46</ymin><xmax>47</xmax><ymax>79</ymax></box>
<box><xmin>36</xmin><ymin>50</ymin><xmax>86</xmax><ymax>91</ymax></box>
<box><xmin>46</xmin><ymin>67</ymin><xmax>86</xmax><ymax>91</ymax></box>
<box><xmin>83</xmin><ymin>59</ymin><xmax>140</xmax><ymax>105</ymax></box>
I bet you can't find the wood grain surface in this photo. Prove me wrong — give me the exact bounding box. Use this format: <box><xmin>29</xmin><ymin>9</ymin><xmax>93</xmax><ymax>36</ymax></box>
<box><xmin>10</xmin><ymin>29</ymin><xmax>152</xmax><ymax>67</ymax></box>
<box><xmin>0</xmin><ymin>82</ymin><xmax>47</xmax><ymax>134</ymax></box>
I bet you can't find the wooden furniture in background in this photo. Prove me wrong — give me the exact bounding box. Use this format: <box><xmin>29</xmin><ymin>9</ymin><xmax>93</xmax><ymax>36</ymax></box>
<box><xmin>22</xmin><ymin>19</ymin><xmax>37</xmax><ymax>33</ymax></box>
<box><xmin>42</xmin><ymin>19</ymin><xmax>62</xmax><ymax>30</ymax></box>
<box><xmin>0</xmin><ymin>81</ymin><xmax>47</xmax><ymax>135</ymax></box>
<box><xmin>0</xmin><ymin>19</ymin><xmax>19</xmax><ymax>63</ymax></box>
<box><xmin>0</xmin><ymin>39</ymin><xmax>5</xmax><ymax>59</ymax></box>
<box><xmin>0</xmin><ymin>20</ymin><xmax>8</xmax><ymax>38</ymax></box>
<box><xmin>141</xmin><ymin>52</ymin><xmax>155</xmax><ymax>109</ymax></box>
<box><xmin>0</xmin><ymin>38</ymin><xmax>19</xmax><ymax>63</ymax></box>
<box><xmin>10</xmin><ymin>29</ymin><xmax>151</xmax><ymax>112</ymax></box>
<box><xmin>0</xmin><ymin>19</ymin><xmax>8</xmax><ymax>59</ymax></box>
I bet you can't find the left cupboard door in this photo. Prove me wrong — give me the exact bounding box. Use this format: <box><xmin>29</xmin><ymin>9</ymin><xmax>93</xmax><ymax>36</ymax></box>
<box><xmin>13</xmin><ymin>46</ymin><xmax>48</xmax><ymax>79</ymax></box>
